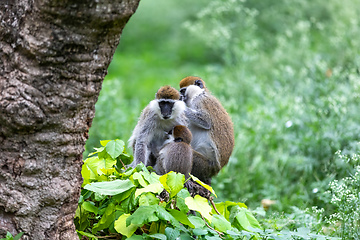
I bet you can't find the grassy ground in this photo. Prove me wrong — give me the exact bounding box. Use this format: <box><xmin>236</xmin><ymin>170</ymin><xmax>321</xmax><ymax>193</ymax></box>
<box><xmin>85</xmin><ymin>0</ymin><xmax>360</xmax><ymax>237</ymax></box>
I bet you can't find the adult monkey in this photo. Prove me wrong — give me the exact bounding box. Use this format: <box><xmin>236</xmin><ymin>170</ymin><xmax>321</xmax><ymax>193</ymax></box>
<box><xmin>129</xmin><ymin>86</ymin><xmax>188</xmax><ymax>168</ymax></box>
<box><xmin>179</xmin><ymin>76</ymin><xmax>235</xmax><ymax>184</ymax></box>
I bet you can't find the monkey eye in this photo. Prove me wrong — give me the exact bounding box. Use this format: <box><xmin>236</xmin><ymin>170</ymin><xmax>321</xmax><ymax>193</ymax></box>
<box><xmin>195</xmin><ymin>80</ymin><xmax>204</xmax><ymax>89</ymax></box>
<box><xmin>180</xmin><ymin>88</ymin><xmax>186</xmax><ymax>95</ymax></box>
<box><xmin>174</xmin><ymin>137</ymin><xmax>183</xmax><ymax>142</ymax></box>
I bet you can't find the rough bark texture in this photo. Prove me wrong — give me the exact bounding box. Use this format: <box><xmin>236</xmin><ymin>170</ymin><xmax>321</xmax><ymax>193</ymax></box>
<box><xmin>0</xmin><ymin>0</ymin><xmax>140</xmax><ymax>239</ymax></box>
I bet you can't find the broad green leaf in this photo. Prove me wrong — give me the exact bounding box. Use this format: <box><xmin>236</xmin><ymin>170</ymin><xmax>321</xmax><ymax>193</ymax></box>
<box><xmin>185</xmin><ymin>195</ymin><xmax>212</xmax><ymax>222</ymax></box>
<box><xmin>84</xmin><ymin>179</ymin><xmax>135</xmax><ymax>196</ymax></box>
<box><xmin>100</xmin><ymin>140</ymin><xmax>111</xmax><ymax>147</ymax></box>
<box><xmin>212</xmin><ymin>201</ymin><xmax>247</xmax><ymax>219</ymax></box>
<box><xmin>120</xmin><ymin>190</ymin><xmax>138</xmax><ymax>213</ymax></box>
<box><xmin>148</xmin><ymin>233</ymin><xmax>167</xmax><ymax>240</ymax></box>
<box><xmin>76</xmin><ymin>231</ymin><xmax>98</xmax><ymax>240</ymax></box>
<box><xmin>92</xmin><ymin>202</ymin><xmax>116</xmax><ymax>234</ymax></box>
<box><xmin>141</xmin><ymin>170</ymin><xmax>160</xmax><ymax>184</ymax></box>
<box><xmin>168</xmin><ymin>209</ymin><xmax>195</xmax><ymax>228</ymax></box>
<box><xmin>154</xmin><ymin>205</ymin><xmax>180</xmax><ymax>228</ymax></box>
<box><xmin>139</xmin><ymin>192</ymin><xmax>160</xmax><ymax>206</ymax></box>
<box><xmin>159</xmin><ymin>171</ymin><xmax>185</xmax><ymax>198</ymax></box>
<box><xmin>230</xmin><ymin>206</ymin><xmax>262</xmax><ymax>231</ymax></box>
<box><xmin>127</xmin><ymin>206</ymin><xmax>180</xmax><ymax>228</ymax></box>
<box><xmin>193</xmin><ymin>228</ymin><xmax>208</xmax><ymax>236</ymax></box>
<box><xmin>81</xmin><ymin>163</ymin><xmax>91</xmax><ymax>186</ymax></box>
<box><xmin>83</xmin><ymin>156</ymin><xmax>99</xmax><ymax>181</ymax></box>
<box><xmin>82</xmin><ymin>202</ymin><xmax>98</xmax><ymax>215</ymax></box>
<box><xmin>114</xmin><ymin>213</ymin><xmax>141</xmax><ymax>238</ymax></box>
<box><xmin>126</xmin><ymin>206</ymin><xmax>159</xmax><ymax>226</ymax></box>
<box><xmin>135</xmin><ymin>182</ymin><xmax>163</xmax><ymax>198</ymax></box>
<box><xmin>190</xmin><ymin>174</ymin><xmax>217</xmax><ymax>197</ymax></box>
<box><xmin>212</xmin><ymin>214</ymin><xmax>232</xmax><ymax>232</ymax></box>
<box><xmin>127</xmin><ymin>236</ymin><xmax>144</xmax><ymax>240</ymax></box>
<box><xmin>188</xmin><ymin>216</ymin><xmax>206</xmax><ymax>228</ymax></box>
<box><xmin>176</xmin><ymin>189</ymin><xmax>191</xmax><ymax>213</ymax></box>
<box><xmin>99</xmin><ymin>167</ymin><xmax>115</xmax><ymax>175</ymax></box>
<box><xmin>85</xmin><ymin>156</ymin><xmax>116</xmax><ymax>177</ymax></box>
<box><xmin>106</xmin><ymin>139</ymin><xmax>125</xmax><ymax>159</ymax></box>
<box><xmin>133</xmin><ymin>172</ymin><xmax>148</xmax><ymax>187</ymax></box>
<box><xmin>165</xmin><ymin>227</ymin><xmax>180</xmax><ymax>240</ymax></box>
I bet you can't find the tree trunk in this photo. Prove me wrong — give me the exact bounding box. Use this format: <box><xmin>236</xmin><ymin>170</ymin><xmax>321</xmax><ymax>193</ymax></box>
<box><xmin>0</xmin><ymin>0</ymin><xmax>140</xmax><ymax>239</ymax></box>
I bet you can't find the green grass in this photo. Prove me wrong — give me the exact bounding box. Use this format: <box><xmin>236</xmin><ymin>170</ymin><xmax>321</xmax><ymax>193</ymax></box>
<box><xmin>85</xmin><ymin>0</ymin><xmax>360</xmax><ymax>237</ymax></box>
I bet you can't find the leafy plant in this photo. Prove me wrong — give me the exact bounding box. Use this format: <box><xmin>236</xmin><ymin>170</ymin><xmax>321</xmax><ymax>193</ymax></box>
<box><xmin>323</xmin><ymin>151</ymin><xmax>360</xmax><ymax>239</ymax></box>
<box><xmin>0</xmin><ymin>232</ymin><xmax>24</xmax><ymax>240</ymax></box>
<box><xmin>76</xmin><ymin>140</ymin><xmax>264</xmax><ymax>239</ymax></box>
<box><xmin>76</xmin><ymin>140</ymin><xmax>339</xmax><ymax>239</ymax></box>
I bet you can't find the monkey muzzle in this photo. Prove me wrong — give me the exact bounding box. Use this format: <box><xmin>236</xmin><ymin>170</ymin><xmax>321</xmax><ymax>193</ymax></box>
<box><xmin>158</xmin><ymin>100</ymin><xmax>174</xmax><ymax>119</ymax></box>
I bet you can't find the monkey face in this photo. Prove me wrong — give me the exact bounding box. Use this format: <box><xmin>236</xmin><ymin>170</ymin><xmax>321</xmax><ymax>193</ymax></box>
<box><xmin>158</xmin><ymin>100</ymin><xmax>175</xmax><ymax>119</ymax></box>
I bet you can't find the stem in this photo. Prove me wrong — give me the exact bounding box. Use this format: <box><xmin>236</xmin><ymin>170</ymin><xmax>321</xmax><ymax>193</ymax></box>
<box><xmin>209</xmin><ymin>197</ymin><xmax>221</xmax><ymax>215</ymax></box>
<box><xmin>201</xmin><ymin>214</ymin><xmax>224</xmax><ymax>239</ymax></box>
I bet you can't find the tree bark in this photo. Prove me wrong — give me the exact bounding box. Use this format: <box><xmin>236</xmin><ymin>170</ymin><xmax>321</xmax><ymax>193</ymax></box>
<box><xmin>0</xmin><ymin>0</ymin><xmax>140</xmax><ymax>239</ymax></box>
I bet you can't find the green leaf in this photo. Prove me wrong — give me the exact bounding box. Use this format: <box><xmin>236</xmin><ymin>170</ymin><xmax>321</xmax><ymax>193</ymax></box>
<box><xmin>84</xmin><ymin>179</ymin><xmax>135</xmax><ymax>196</ymax></box>
<box><xmin>230</xmin><ymin>206</ymin><xmax>262</xmax><ymax>231</ymax></box>
<box><xmin>139</xmin><ymin>192</ymin><xmax>160</xmax><ymax>206</ymax></box>
<box><xmin>159</xmin><ymin>171</ymin><xmax>185</xmax><ymax>198</ymax></box>
<box><xmin>106</xmin><ymin>139</ymin><xmax>125</xmax><ymax>159</ymax></box>
<box><xmin>81</xmin><ymin>163</ymin><xmax>91</xmax><ymax>187</ymax></box>
<box><xmin>100</xmin><ymin>140</ymin><xmax>111</xmax><ymax>147</ymax></box>
<box><xmin>13</xmin><ymin>232</ymin><xmax>24</xmax><ymax>240</ymax></box>
<box><xmin>126</xmin><ymin>206</ymin><xmax>159</xmax><ymax>226</ymax></box>
<box><xmin>114</xmin><ymin>213</ymin><xmax>141</xmax><ymax>238</ymax></box>
<box><xmin>168</xmin><ymin>209</ymin><xmax>195</xmax><ymax>228</ymax></box>
<box><xmin>185</xmin><ymin>195</ymin><xmax>213</xmax><ymax>222</ymax></box>
<box><xmin>148</xmin><ymin>233</ymin><xmax>167</xmax><ymax>240</ymax></box>
<box><xmin>85</xmin><ymin>156</ymin><xmax>116</xmax><ymax>177</ymax></box>
<box><xmin>76</xmin><ymin>231</ymin><xmax>99</xmax><ymax>240</ymax></box>
<box><xmin>120</xmin><ymin>190</ymin><xmax>138</xmax><ymax>213</ymax></box>
<box><xmin>127</xmin><ymin>206</ymin><xmax>180</xmax><ymax>228</ymax></box>
<box><xmin>133</xmin><ymin>172</ymin><xmax>148</xmax><ymax>187</ymax></box>
<box><xmin>126</xmin><ymin>235</ymin><xmax>144</xmax><ymax>240</ymax></box>
<box><xmin>165</xmin><ymin>227</ymin><xmax>180</xmax><ymax>240</ymax></box>
<box><xmin>135</xmin><ymin>182</ymin><xmax>163</xmax><ymax>198</ymax></box>
<box><xmin>176</xmin><ymin>189</ymin><xmax>191</xmax><ymax>213</ymax></box>
<box><xmin>212</xmin><ymin>201</ymin><xmax>247</xmax><ymax>219</ymax></box>
<box><xmin>193</xmin><ymin>228</ymin><xmax>208</xmax><ymax>236</ymax></box>
<box><xmin>82</xmin><ymin>202</ymin><xmax>98</xmax><ymax>215</ymax></box>
<box><xmin>190</xmin><ymin>174</ymin><xmax>217</xmax><ymax>197</ymax></box>
<box><xmin>119</xmin><ymin>152</ymin><xmax>133</xmax><ymax>166</ymax></box>
<box><xmin>188</xmin><ymin>216</ymin><xmax>206</xmax><ymax>228</ymax></box>
<box><xmin>212</xmin><ymin>214</ymin><xmax>232</xmax><ymax>232</ymax></box>
<box><xmin>92</xmin><ymin>202</ymin><xmax>116</xmax><ymax>234</ymax></box>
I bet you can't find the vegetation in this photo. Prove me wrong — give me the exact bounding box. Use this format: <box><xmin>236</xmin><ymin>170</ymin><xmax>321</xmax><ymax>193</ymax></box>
<box><xmin>84</xmin><ymin>0</ymin><xmax>360</xmax><ymax>238</ymax></box>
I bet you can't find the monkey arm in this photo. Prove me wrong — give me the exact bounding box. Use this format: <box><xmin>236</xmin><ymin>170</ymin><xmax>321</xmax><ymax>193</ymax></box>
<box><xmin>184</xmin><ymin>107</ymin><xmax>211</xmax><ymax>130</ymax></box>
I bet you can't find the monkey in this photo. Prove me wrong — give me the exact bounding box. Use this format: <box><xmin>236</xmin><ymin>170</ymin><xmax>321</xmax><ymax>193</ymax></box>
<box><xmin>128</xmin><ymin>86</ymin><xmax>188</xmax><ymax>168</ymax></box>
<box><xmin>179</xmin><ymin>76</ymin><xmax>235</xmax><ymax>184</ymax></box>
<box><xmin>153</xmin><ymin>125</ymin><xmax>193</xmax><ymax>178</ymax></box>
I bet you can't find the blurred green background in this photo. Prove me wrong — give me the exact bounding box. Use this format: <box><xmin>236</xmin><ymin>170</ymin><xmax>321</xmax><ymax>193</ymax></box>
<box><xmin>85</xmin><ymin>0</ymin><xmax>360</xmax><ymax>214</ymax></box>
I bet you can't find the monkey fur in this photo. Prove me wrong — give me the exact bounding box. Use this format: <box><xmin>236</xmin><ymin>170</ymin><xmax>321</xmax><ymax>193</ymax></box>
<box><xmin>129</xmin><ymin>86</ymin><xmax>188</xmax><ymax>168</ymax></box>
<box><xmin>179</xmin><ymin>76</ymin><xmax>235</xmax><ymax>184</ymax></box>
<box><xmin>154</xmin><ymin>125</ymin><xmax>193</xmax><ymax>178</ymax></box>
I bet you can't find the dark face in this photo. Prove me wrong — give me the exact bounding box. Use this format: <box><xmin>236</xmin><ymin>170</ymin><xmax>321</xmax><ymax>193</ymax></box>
<box><xmin>179</xmin><ymin>88</ymin><xmax>187</xmax><ymax>101</ymax></box>
<box><xmin>158</xmin><ymin>100</ymin><xmax>175</xmax><ymax>119</ymax></box>
<box><xmin>179</xmin><ymin>80</ymin><xmax>204</xmax><ymax>102</ymax></box>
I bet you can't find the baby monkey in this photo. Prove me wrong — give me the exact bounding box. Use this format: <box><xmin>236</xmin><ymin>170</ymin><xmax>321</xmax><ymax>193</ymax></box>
<box><xmin>154</xmin><ymin>125</ymin><xmax>193</xmax><ymax>178</ymax></box>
